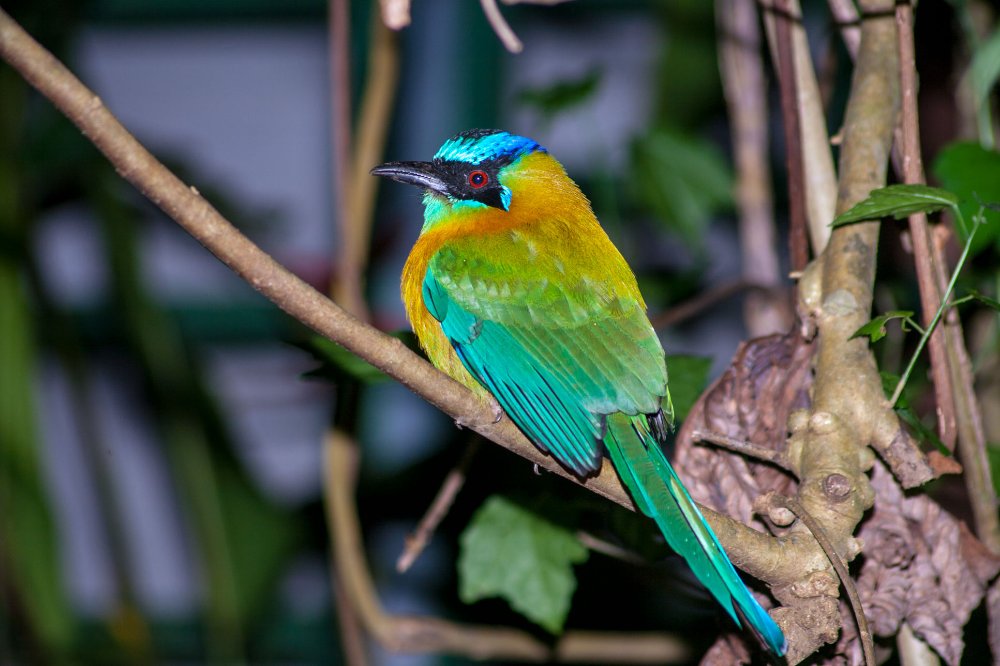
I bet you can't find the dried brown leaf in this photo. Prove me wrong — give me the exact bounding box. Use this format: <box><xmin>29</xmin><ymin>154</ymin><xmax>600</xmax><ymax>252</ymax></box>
<box><xmin>676</xmin><ymin>331</ymin><xmax>812</xmax><ymax>527</ymax></box>
<box><xmin>837</xmin><ymin>462</ymin><xmax>1000</xmax><ymax>665</ymax></box>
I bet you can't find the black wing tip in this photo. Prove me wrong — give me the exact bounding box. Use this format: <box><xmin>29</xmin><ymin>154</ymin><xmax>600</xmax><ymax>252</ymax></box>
<box><xmin>647</xmin><ymin>409</ymin><xmax>673</xmax><ymax>444</ymax></box>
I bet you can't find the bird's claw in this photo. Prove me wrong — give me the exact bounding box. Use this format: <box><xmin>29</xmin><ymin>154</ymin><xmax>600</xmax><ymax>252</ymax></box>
<box><xmin>454</xmin><ymin>402</ymin><xmax>504</xmax><ymax>430</ymax></box>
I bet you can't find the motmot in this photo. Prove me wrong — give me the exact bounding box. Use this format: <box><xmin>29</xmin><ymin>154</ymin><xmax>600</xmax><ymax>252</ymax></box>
<box><xmin>372</xmin><ymin>129</ymin><xmax>786</xmax><ymax>657</ymax></box>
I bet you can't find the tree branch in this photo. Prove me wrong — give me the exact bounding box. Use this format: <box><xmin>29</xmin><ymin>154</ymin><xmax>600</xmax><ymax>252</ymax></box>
<box><xmin>716</xmin><ymin>0</ymin><xmax>791</xmax><ymax>336</ymax></box>
<box><xmin>774</xmin><ymin>2</ymin><xmax>932</xmax><ymax>660</ymax></box>
<box><xmin>762</xmin><ymin>0</ymin><xmax>838</xmax><ymax>256</ymax></box>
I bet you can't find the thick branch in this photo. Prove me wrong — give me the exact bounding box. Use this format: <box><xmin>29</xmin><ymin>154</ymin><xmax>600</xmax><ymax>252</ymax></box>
<box><xmin>778</xmin><ymin>3</ymin><xmax>930</xmax><ymax>661</ymax></box>
<box><xmin>0</xmin><ymin>7</ymin><xmax>797</xmax><ymax>583</ymax></box>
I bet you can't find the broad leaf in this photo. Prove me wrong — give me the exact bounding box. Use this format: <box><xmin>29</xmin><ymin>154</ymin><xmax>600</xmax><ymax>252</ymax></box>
<box><xmin>831</xmin><ymin>185</ymin><xmax>958</xmax><ymax>227</ymax></box>
<box><xmin>630</xmin><ymin>128</ymin><xmax>732</xmax><ymax>251</ymax></box>
<box><xmin>665</xmin><ymin>354</ymin><xmax>712</xmax><ymax>423</ymax></box>
<box><xmin>933</xmin><ymin>142</ymin><xmax>1000</xmax><ymax>253</ymax></box>
<box><xmin>850</xmin><ymin>310</ymin><xmax>916</xmax><ymax>343</ymax></box>
<box><xmin>458</xmin><ymin>495</ymin><xmax>588</xmax><ymax>634</ymax></box>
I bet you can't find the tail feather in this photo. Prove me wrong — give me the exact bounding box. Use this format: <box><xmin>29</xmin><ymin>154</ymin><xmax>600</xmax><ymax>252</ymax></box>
<box><xmin>604</xmin><ymin>413</ymin><xmax>787</xmax><ymax>657</ymax></box>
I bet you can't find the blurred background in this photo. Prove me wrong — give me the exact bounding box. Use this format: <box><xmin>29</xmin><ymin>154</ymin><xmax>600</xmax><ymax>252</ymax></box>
<box><xmin>1</xmin><ymin>0</ymin><xmax>997</xmax><ymax>663</ymax></box>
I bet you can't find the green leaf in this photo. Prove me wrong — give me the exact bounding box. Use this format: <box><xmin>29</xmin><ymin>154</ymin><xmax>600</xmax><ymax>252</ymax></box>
<box><xmin>458</xmin><ymin>495</ymin><xmax>588</xmax><ymax>634</ymax></box>
<box><xmin>849</xmin><ymin>310</ymin><xmax>916</xmax><ymax>343</ymax></box>
<box><xmin>831</xmin><ymin>184</ymin><xmax>959</xmax><ymax>227</ymax></box>
<box><xmin>517</xmin><ymin>69</ymin><xmax>602</xmax><ymax>119</ymax></box>
<box><xmin>0</xmin><ymin>261</ymin><xmax>73</xmax><ymax>654</ymax></box>
<box><xmin>630</xmin><ymin>127</ymin><xmax>733</xmax><ymax>251</ymax></box>
<box><xmin>933</xmin><ymin>142</ymin><xmax>1000</xmax><ymax>253</ymax></box>
<box><xmin>665</xmin><ymin>354</ymin><xmax>712</xmax><ymax>423</ymax></box>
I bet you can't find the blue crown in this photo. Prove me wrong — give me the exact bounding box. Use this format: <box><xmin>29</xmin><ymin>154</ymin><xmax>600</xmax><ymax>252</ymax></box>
<box><xmin>433</xmin><ymin>129</ymin><xmax>545</xmax><ymax>165</ymax></box>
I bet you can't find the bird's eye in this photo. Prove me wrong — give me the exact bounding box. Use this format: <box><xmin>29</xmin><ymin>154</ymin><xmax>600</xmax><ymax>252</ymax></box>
<box><xmin>468</xmin><ymin>170</ymin><xmax>488</xmax><ymax>189</ymax></box>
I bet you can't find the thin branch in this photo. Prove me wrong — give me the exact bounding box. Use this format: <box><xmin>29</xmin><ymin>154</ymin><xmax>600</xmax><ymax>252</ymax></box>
<box><xmin>716</xmin><ymin>0</ymin><xmax>791</xmax><ymax>336</ymax></box>
<box><xmin>575</xmin><ymin>531</ymin><xmax>647</xmax><ymax>566</ymax></box>
<box><xmin>480</xmin><ymin>0</ymin><xmax>524</xmax><ymax>53</ymax></box>
<box><xmin>329</xmin><ymin>0</ymin><xmax>359</xmax><ymax>315</ymax></box>
<box><xmin>767</xmin><ymin>494</ymin><xmax>875</xmax><ymax>666</ymax></box>
<box><xmin>397</xmin><ymin>440</ymin><xmax>479</xmax><ymax>573</ymax></box>
<box><xmin>826</xmin><ymin>0</ymin><xmax>861</xmax><ymax>59</ymax></box>
<box><xmin>649</xmin><ymin>279</ymin><xmax>770</xmax><ymax>331</ymax></box>
<box><xmin>332</xmin><ymin>579</ymin><xmax>368</xmax><ymax>666</ymax></box>
<box><xmin>0</xmin><ymin>5</ymin><xmax>801</xmax><ymax>588</ymax></box>
<box><xmin>894</xmin><ymin>0</ymin><xmax>958</xmax><ymax>451</ymax></box>
<box><xmin>324</xmin><ymin>431</ymin><xmax>691</xmax><ymax>663</ymax></box>
<box><xmin>895</xmin><ymin>2</ymin><xmax>1000</xmax><ymax>556</ymax></box>
<box><xmin>337</xmin><ymin>13</ymin><xmax>400</xmax><ymax>319</ymax></box>
<box><xmin>691</xmin><ymin>430</ymin><xmax>793</xmax><ymax>472</ymax></box>
<box><xmin>771</xmin><ymin>0</ymin><xmax>810</xmax><ymax>272</ymax></box>
<box><xmin>763</xmin><ymin>0</ymin><xmax>838</xmax><ymax>255</ymax></box>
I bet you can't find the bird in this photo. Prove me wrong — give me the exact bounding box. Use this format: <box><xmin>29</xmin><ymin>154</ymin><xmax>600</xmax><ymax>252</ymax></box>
<box><xmin>371</xmin><ymin>129</ymin><xmax>786</xmax><ymax>657</ymax></box>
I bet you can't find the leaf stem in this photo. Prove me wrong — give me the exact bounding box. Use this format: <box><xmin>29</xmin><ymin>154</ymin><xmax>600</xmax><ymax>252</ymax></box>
<box><xmin>890</xmin><ymin>208</ymin><xmax>980</xmax><ymax>406</ymax></box>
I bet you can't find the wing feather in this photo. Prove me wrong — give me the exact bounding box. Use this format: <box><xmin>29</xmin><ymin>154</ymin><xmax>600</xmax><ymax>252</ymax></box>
<box><xmin>423</xmin><ymin>237</ymin><xmax>668</xmax><ymax>476</ymax></box>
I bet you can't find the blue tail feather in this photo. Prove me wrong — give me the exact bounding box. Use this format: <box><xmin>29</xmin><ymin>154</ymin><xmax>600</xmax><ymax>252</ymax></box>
<box><xmin>603</xmin><ymin>413</ymin><xmax>787</xmax><ymax>657</ymax></box>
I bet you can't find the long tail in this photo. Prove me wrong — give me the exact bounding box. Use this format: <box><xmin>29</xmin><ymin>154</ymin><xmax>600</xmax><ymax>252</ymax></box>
<box><xmin>604</xmin><ymin>413</ymin><xmax>787</xmax><ymax>657</ymax></box>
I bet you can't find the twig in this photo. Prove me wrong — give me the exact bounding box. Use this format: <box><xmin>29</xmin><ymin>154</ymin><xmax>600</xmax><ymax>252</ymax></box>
<box><xmin>890</xmin><ymin>218</ymin><xmax>979</xmax><ymax>406</ymax></box>
<box><xmin>767</xmin><ymin>494</ymin><xmax>875</xmax><ymax>666</ymax></box>
<box><xmin>0</xmin><ymin>4</ymin><xmax>801</xmax><ymax>590</ymax></box>
<box><xmin>771</xmin><ymin>0</ymin><xmax>810</xmax><ymax>272</ymax></box>
<box><xmin>893</xmin><ymin>0</ymin><xmax>958</xmax><ymax>451</ymax></box>
<box><xmin>649</xmin><ymin>279</ymin><xmax>769</xmax><ymax>330</ymax></box>
<box><xmin>329</xmin><ymin>0</ymin><xmax>361</xmax><ymax>317</ymax></box>
<box><xmin>333</xmin><ymin>578</ymin><xmax>368</xmax><ymax>666</ymax></box>
<box><xmin>480</xmin><ymin>0</ymin><xmax>523</xmax><ymax>53</ymax></box>
<box><xmin>762</xmin><ymin>0</ymin><xmax>838</xmax><ymax>255</ymax></box>
<box><xmin>324</xmin><ymin>431</ymin><xmax>691</xmax><ymax>663</ymax></box>
<box><xmin>716</xmin><ymin>0</ymin><xmax>790</xmax><ymax>336</ymax></box>
<box><xmin>397</xmin><ymin>440</ymin><xmax>480</xmax><ymax>573</ymax></box>
<box><xmin>575</xmin><ymin>531</ymin><xmax>647</xmax><ymax>566</ymax></box>
<box><xmin>337</xmin><ymin>13</ymin><xmax>400</xmax><ymax>320</ymax></box>
<box><xmin>691</xmin><ymin>430</ymin><xmax>793</xmax><ymax>472</ymax></box>
<box><xmin>826</xmin><ymin>0</ymin><xmax>861</xmax><ymax>59</ymax></box>
<box><xmin>897</xmin><ymin>1</ymin><xmax>1000</xmax><ymax>558</ymax></box>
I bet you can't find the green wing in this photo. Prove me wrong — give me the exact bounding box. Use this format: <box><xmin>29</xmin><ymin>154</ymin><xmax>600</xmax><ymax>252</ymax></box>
<box><xmin>424</xmin><ymin>240</ymin><xmax>668</xmax><ymax>476</ymax></box>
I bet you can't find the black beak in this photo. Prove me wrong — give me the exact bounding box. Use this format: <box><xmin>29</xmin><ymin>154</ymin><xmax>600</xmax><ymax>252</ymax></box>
<box><xmin>370</xmin><ymin>161</ymin><xmax>449</xmax><ymax>197</ymax></box>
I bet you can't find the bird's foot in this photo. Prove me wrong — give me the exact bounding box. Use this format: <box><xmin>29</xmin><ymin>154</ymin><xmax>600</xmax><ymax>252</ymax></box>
<box><xmin>454</xmin><ymin>401</ymin><xmax>504</xmax><ymax>430</ymax></box>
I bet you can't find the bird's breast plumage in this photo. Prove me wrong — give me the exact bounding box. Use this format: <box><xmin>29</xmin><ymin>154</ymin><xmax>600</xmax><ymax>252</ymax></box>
<box><xmin>401</xmin><ymin>152</ymin><xmax>667</xmax><ymax>414</ymax></box>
